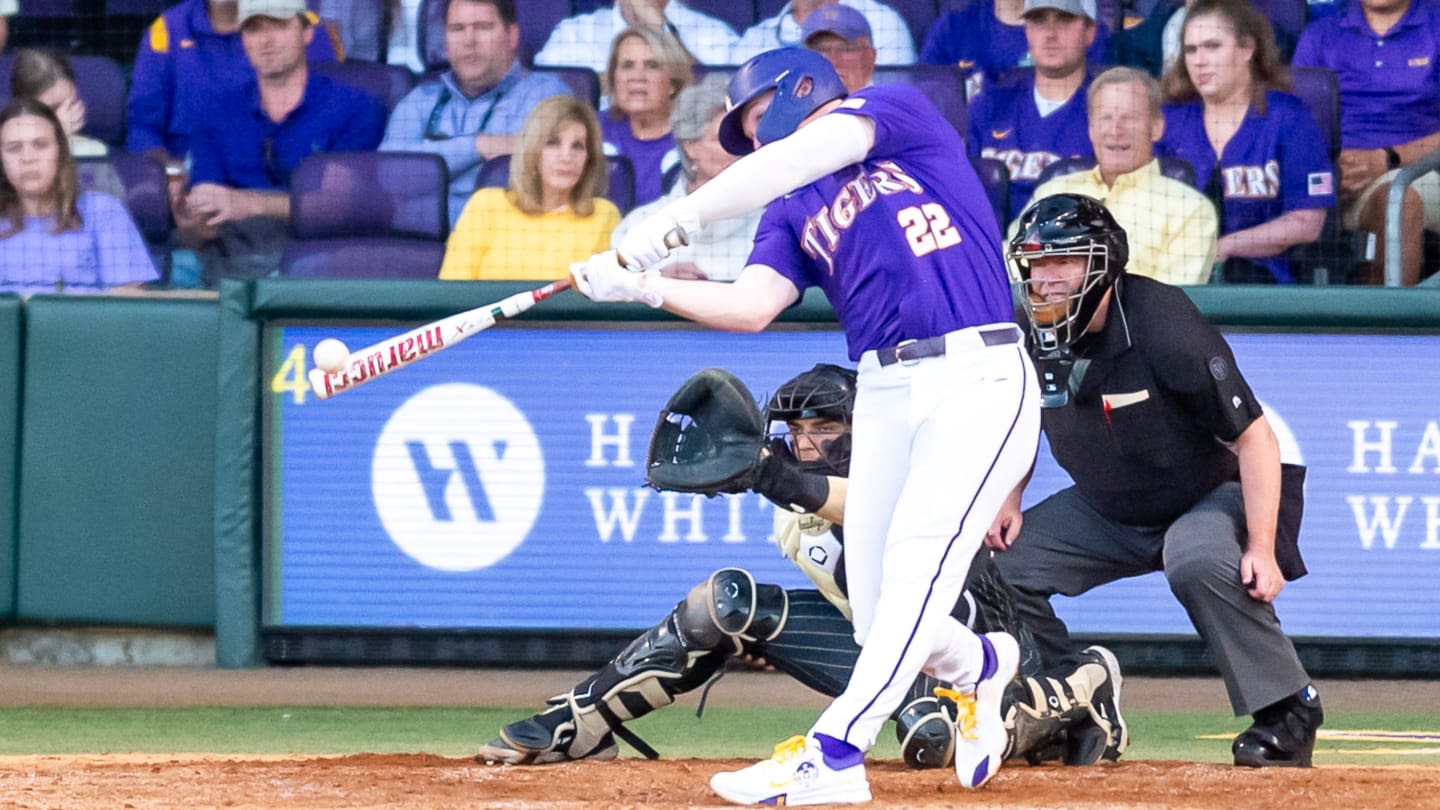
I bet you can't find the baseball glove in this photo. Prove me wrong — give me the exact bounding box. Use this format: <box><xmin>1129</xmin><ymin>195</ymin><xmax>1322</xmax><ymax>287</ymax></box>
<box><xmin>646</xmin><ymin>369</ymin><xmax>765</xmax><ymax>496</ymax></box>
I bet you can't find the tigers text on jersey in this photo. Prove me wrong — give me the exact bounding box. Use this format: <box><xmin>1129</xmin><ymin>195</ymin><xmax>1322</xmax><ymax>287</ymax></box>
<box><xmin>746</xmin><ymin>84</ymin><xmax>1012</xmax><ymax>360</ymax></box>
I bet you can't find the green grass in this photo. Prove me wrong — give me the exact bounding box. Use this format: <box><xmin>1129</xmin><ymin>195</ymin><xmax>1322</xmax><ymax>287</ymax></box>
<box><xmin>0</xmin><ymin>707</ymin><xmax>1436</xmax><ymax>767</ymax></box>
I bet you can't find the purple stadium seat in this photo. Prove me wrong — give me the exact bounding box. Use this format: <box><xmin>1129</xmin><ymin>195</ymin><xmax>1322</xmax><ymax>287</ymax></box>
<box><xmin>873</xmin><ymin>64</ymin><xmax>966</xmax><ymax>137</ymax></box>
<box><xmin>312</xmin><ymin>60</ymin><xmax>417</xmax><ymax>114</ymax></box>
<box><xmin>969</xmin><ymin>156</ymin><xmax>1009</xmax><ymax>230</ymax></box>
<box><xmin>103</xmin><ymin>0</ymin><xmax>171</xmax><ymax>12</ymax></box>
<box><xmin>475</xmin><ymin>153</ymin><xmax>639</xmax><ymax>214</ymax></box>
<box><xmin>676</xmin><ymin>0</ymin><xmax>757</xmax><ymax>34</ymax></box>
<box><xmin>532</xmin><ymin>65</ymin><xmax>601</xmax><ymax>108</ymax></box>
<box><xmin>1290</xmin><ymin>67</ymin><xmax>1340</xmax><ymax>160</ymax></box>
<box><xmin>1251</xmin><ymin>0</ymin><xmax>1307</xmax><ymax>56</ymax></box>
<box><xmin>78</xmin><ymin>151</ymin><xmax>174</xmax><ymax>282</ymax></box>
<box><xmin>283</xmin><ymin>152</ymin><xmax>449</xmax><ymax>279</ymax></box>
<box><xmin>1034</xmin><ymin>155</ymin><xmax>1197</xmax><ymax>188</ymax></box>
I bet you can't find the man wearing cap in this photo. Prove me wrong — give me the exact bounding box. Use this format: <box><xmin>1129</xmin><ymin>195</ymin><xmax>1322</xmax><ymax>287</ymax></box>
<box><xmin>733</xmin><ymin>1</ymin><xmax>914</xmax><ymax>65</ymax></box>
<box><xmin>380</xmin><ymin>0</ymin><xmax>570</xmax><ymax>227</ymax></box>
<box><xmin>921</xmin><ymin>0</ymin><xmax>1109</xmax><ymax>100</ymax></box>
<box><xmin>126</xmin><ymin>0</ymin><xmax>341</xmax><ymax>167</ymax></box>
<box><xmin>799</xmin><ymin>4</ymin><xmax>879</xmax><ymax>93</ymax></box>
<box><xmin>176</xmin><ymin>0</ymin><xmax>386</xmax><ymax>284</ymax></box>
<box><xmin>966</xmin><ymin>0</ymin><xmax>1098</xmax><ymax>220</ymax></box>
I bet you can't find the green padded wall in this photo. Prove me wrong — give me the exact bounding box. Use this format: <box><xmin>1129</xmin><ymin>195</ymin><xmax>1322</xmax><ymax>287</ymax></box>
<box><xmin>0</xmin><ymin>295</ymin><xmax>21</xmax><ymax>618</ymax></box>
<box><xmin>16</xmin><ymin>296</ymin><xmax>218</xmax><ymax>626</ymax></box>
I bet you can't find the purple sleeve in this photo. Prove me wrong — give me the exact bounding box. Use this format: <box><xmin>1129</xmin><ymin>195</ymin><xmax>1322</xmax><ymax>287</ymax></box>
<box><xmin>919</xmin><ymin>12</ymin><xmax>963</xmax><ymax>65</ymax></box>
<box><xmin>125</xmin><ymin>25</ymin><xmax>172</xmax><ymax>155</ymax></box>
<box><xmin>745</xmin><ymin>202</ymin><xmax>810</xmax><ymax>292</ymax></box>
<box><xmin>86</xmin><ymin>193</ymin><xmax>159</xmax><ymax>287</ymax></box>
<box><xmin>1279</xmin><ymin>100</ymin><xmax>1335</xmax><ymax>211</ymax></box>
<box><xmin>1291</xmin><ymin>24</ymin><xmax>1323</xmax><ymax>68</ymax></box>
<box><xmin>334</xmin><ymin>91</ymin><xmax>387</xmax><ymax>152</ymax></box>
<box><xmin>187</xmin><ymin>107</ymin><xmax>223</xmax><ymax>185</ymax></box>
<box><xmin>830</xmin><ymin>85</ymin><xmax>946</xmax><ymax>162</ymax></box>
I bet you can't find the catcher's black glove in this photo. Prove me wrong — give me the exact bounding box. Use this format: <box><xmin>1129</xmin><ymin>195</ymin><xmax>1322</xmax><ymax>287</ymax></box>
<box><xmin>645</xmin><ymin>369</ymin><xmax>766</xmax><ymax>496</ymax></box>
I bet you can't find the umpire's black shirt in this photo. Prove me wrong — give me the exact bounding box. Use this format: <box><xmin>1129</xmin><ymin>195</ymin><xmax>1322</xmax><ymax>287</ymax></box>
<box><xmin>1042</xmin><ymin>276</ymin><xmax>1264</xmax><ymax>526</ymax></box>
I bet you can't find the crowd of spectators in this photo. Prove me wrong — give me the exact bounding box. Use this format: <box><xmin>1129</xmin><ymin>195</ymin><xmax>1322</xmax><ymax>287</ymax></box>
<box><xmin>0</xmin><ymin>0</ymin><xmax>1437</xmax><ymax>294</ymax></box>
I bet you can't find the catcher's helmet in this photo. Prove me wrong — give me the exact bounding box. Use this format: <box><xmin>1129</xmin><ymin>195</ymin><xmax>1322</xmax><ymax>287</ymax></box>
<box><xmin>1008</xmin><ymin>193</ymin><xmax>1129</xmax><ymax>350</ymax></box>
<box><xmin>765</xmin><ymin>364</ymin><xmax>857</xmax><ymax>476</ymax></box>
<box><xmin>718</xmin><ymin>48</ymin><xmax>848</xmax><ymax>156</ymax></box>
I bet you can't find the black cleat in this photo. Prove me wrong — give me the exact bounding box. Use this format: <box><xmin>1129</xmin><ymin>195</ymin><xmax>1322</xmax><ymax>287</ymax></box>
<box><xmin>1233</xmin><ymin>684</ymin><xmax>1324</xmax><ymax>768</ymax></box>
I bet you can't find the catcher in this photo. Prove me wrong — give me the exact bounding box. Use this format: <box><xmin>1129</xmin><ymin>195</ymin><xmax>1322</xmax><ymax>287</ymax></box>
<box><xmin>477</xmin><ymin>365</ymin><xmax>1127</xmax><ymax>769</ymax></box>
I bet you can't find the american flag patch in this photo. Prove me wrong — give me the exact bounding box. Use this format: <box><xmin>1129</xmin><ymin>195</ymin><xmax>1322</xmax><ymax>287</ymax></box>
<box><xmin>1308</xmin><ymin>171</ymin><xmax>1334</xmax><ymax>196</ymax></box>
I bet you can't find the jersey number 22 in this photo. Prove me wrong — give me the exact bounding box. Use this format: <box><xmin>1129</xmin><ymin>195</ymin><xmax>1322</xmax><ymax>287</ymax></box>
<box><xmin>898</xmin><ymin>203</ymin><xmax>962</xmax><ymax>257</ymax></box>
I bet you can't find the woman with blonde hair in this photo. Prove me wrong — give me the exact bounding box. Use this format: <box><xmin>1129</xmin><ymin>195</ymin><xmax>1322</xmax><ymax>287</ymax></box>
<box><xmin>0</xmin><ymin>98</ymin><xmax>156</xmax><ymax>295</ymax></box>
<box><xmin>441</xmin><ymin>95</ymin><xmax>621</xmax><ymax>281</ymax></box>
<box><xmin>1155</xmin><ymin>0</ymin><xmax>1332</xmax><ymax>283</ymax></box>
<box><xmin>602</xmin><ymin>24</ymin><xmax>693</xmax><ymax>207</ymax></box>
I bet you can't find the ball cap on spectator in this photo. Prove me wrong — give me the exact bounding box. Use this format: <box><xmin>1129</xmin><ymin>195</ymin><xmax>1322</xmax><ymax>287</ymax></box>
<box><xmin>1022</xmin><ymin>0</ymin><xmax>1097</xmax><ymax>20</ymax></box>
<box><xmin>802</xmin><ymin>4</ymin><xmax>873</xmax><ymax>44</ymax></box>
<box><xmin>238</xmin><ymin>0</ymin><xmax>308</xmax><ymax>26</ymax></box>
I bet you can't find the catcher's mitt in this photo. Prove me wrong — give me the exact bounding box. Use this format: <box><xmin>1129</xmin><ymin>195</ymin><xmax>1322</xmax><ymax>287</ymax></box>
<box><xmin>646</xmin><ymin>369</ymin><xmax>765</xmax><ymax>496</ymax></box>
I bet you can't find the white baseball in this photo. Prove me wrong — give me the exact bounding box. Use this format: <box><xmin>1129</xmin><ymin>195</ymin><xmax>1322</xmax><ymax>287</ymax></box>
<box><xmin>313</xmin><ymin>338</ymin><xmax>350</xmax><ymax>374</ymax></box>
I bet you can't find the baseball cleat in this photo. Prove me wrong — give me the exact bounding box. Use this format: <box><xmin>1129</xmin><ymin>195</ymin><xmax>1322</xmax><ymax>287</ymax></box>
<box><xmin>1233</xmin><ymin>684</ymin><xmax>1323</xmax><ymax>768</ymax></box>
<box><xmin>1082</xmin><ymin>645</ymin><xmax>1129</xmax><ymax>762</ymax></box>
<box><xmin>475</xmin><ymin>704</ymin><xmax>618</xmax><ymax>766</ymax></box>
<box><xmin>945</xmin><ymin>631</ymin><xmax>1020</xmax><ymax>788</ymax></box>
<box><xmin>710</xmin><ymin>734</ymin><xmax>871</xmax><ymax>806</ymax></box>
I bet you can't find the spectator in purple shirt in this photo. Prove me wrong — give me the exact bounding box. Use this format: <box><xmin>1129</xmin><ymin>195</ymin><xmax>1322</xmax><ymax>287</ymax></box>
<box><xmin>600</xmin><ymin>25</ymin><xmax>693</xmax><ymax>208</ymax></box>
<box><xmin>921</xmin><ymin>0</ymin><xmax>1110</xmax><ymax>100</ymax></box>
<box><xmin>966</xmin><ymin>0</ymin><xmax>1099</xmax><ymax>219</ymax></box>
<box><xmin>175</xmin><ymin>0</ymin><xmax>385</xmax><ymax>285</ymax></box>
<box><xmin>1157</xmin><ymin>0</ymin><xmax>1333</xmax><ymax>284</ymax></box>
<box><xmin>1293</xmin><ymin>0</ymin><xmax>1440</xmax><ymax>285</ymax></box>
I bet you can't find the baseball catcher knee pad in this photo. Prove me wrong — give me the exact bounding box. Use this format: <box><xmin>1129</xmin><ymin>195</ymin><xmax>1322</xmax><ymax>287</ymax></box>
<box><xmin>895</xmin><ymin>694</ymin><xmax>956</xmax><ymax>770</ymax></box>
<box><xmin>679</xmin><ymin>567</ymin><xmax>789</xmax><ymax>646</ymax></box>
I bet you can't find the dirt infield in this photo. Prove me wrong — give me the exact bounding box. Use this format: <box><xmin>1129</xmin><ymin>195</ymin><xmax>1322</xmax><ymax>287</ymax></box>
<box><xmin>3</xmin><ymin>753</ymin><xmax>1437</xmax><ymax>809</ymax></box>
<box><xmin>3</xmin><ymin>666</ymin><xmax>1439</xmax><ymax>809</ymax></box>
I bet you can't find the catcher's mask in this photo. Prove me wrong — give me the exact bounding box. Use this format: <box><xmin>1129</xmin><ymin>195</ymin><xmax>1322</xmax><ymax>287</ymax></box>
<box><xmin>1008</xmin><ymin>193</ymin><xmax>1128</xmax><ymax>351</ymax></box>
<box><xmin>764</xmin><ymin>364</ymin><xmax>856</xmax><ymax>476</ymax></box>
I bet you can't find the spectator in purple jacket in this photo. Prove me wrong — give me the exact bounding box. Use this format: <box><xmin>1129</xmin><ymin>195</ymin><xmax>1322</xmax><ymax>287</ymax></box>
<box><xmin>921</xmin><ymin>0</ymin><xmax>1110</xmax><ymax>99</ymax></box>
<box><xmin>600</xmin><ymin>25</ymin><xmax>693</xmax><ymax>208</ymax></box>
<box><xmin>1293</xmin><ymin>0</ymin><xmax>1440</xmax><ymax>285</ymax></box>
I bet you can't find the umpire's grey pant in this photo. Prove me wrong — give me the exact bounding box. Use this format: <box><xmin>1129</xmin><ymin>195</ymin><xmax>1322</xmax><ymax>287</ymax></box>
<box><xmin>993</xmin><ymin>483</ymin><xmax>1310</xmax><ymax>717</ymax></box>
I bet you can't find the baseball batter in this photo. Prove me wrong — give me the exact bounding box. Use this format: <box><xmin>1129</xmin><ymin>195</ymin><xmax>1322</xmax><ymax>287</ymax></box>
<box><xmin>571</xmin><ymin>47</ymin><xmax>1041</xmax><ymax>805</ymax></box>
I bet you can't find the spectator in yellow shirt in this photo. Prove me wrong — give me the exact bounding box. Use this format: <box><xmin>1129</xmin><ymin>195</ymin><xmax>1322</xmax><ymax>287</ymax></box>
<box><xmin>441</xmin><ymin>96</ymin><xmax>621</xmax><ymax>281</ymax></box>
<box><xmin>1019</xmin><ymin>67</ymin><xmax>1218</xmax><ymax>285</ymax></box>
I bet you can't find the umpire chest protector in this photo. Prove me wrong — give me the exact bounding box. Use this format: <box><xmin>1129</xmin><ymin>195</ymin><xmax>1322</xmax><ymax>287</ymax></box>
<box><xmin>1041</xmin><ymin>277</ymin><xmax>1263</xmax><ymax>526</ymax></box>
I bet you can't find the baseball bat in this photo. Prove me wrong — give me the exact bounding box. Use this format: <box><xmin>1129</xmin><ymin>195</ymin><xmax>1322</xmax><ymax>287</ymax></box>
<box><xmin>306</xmin><ymin>227</ymin><xmax>689</xmax><ymax>401</ymax></box>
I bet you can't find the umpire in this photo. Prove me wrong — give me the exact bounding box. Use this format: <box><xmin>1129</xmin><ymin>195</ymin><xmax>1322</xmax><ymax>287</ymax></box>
<box><xmin>988</xmin><ymin>193</ymin><xmax>1323</xmax><ymax>768</ymax></box>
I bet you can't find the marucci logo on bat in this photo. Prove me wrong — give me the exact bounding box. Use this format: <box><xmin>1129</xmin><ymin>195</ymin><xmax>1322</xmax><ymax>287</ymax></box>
<box><xmin>316</xmin><ymin>326</ymin><xmax>445</xmax><ymax>396</ymax></box>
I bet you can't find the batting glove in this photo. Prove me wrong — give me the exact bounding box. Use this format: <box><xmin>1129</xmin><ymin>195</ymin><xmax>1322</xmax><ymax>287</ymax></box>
<box><xmin>570</xmin><ymin>250</ymin><xmax>665</xmax><ymax>308</ymax></box>
<box><xmin>615</xmin><ymin>205</ymin><xmax>700</xmax><ymax>272</ymax></box>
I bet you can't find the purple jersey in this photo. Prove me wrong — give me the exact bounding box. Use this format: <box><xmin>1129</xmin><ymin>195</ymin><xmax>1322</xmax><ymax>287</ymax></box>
<box><xmin>921</xmin><ymin>1</ymin><xmax>1112</xmax><ymax>100</ymax></box>
<box><xmin>1293</xmin><ymin>0</ymin><xmax>1440</xmax><ymax>150</ymax></box>
<box><xmin>746</xmin><ymin>85</ymin><xmax>1011</xmax><ymax>360</ymax></box>
<box><xmin>601</xmin><ymin>112</ymin><xmax>680</xmax><ymax>208</ymax></box>
<box><xmin>1157</xmin><ymin>90</ymin><xmax>1335</xmax><ymax>284</ymax></box>
<box><xmin>966</xmin><ymin>71</ymin><xmax>1095</xmax><ymax>220</ymax></box>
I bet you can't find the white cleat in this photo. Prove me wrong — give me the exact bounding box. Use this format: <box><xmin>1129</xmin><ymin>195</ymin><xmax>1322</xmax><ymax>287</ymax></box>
<box><xmin>710</xmin><ymin>734</ymin><xmax>872</xmax><ymax>806</ymax></box>
<box><xmin>944</xmin><ymin>631</ymin><xmax>1020</xmax><ymax>789</ymax></box>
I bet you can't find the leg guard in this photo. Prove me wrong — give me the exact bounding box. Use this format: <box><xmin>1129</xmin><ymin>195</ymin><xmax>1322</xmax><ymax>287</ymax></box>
<box><xmin>896</xmin><ymin>692</ymin><xmax>957</xmax><ymax>770</ymax></box>
<box><xmin>478</xmin><ymin>568</ymin><xmax>787</xmax><ymax>765</ymax></box>
<box><xmin>1003</xmin><ymin>645</ymin><xmax>1127</xmax><ymax>766</ymax></box>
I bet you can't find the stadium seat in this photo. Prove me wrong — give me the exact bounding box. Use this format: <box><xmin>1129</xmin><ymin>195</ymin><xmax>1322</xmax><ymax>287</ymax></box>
<box><xmin>475</xmin><ymin>153</ymin><xmax>639</xmax><ymax>215</ymax></box>
<box><xmin>873</xmin><ymin>64</ymin><xmax>967</xmax><ymax>137</ymax></box>
<box><xmin>1034</xmin><ymin>155</ymin><xmax>1197</xmax><ymax>188</ymax></box>
<box><xmin>970</xmin><ymin>156</ymin><xmax>1010</xmax><ymax>230</ymax></box>
<box><xmin>533</xmin><ymin>65</ymin><xmax>602</xmax><ymax>109</ymax></box>
<box><xmin>282</xmin><ymin>152</ymin><xmax>449</xmax><ymax>279</ymax></box>
<box><xmin>1252</xmin><ymin>0</ymin><xmax>1307</xmax><ymax>60</ymax></box>
<box><xmin>313</xmin><ymin>60</ymin><xmax>418</xmax><ymax>115</ymax></box>
<box><xmin>1290</xmin><ymin>67</ymin><xmax>1340</xmax><ymax>160</ymax></box>
<box><xmin>78</xmin><ymin>152</ymin><xmax>174</xmax><ymax>283</ymax></box>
